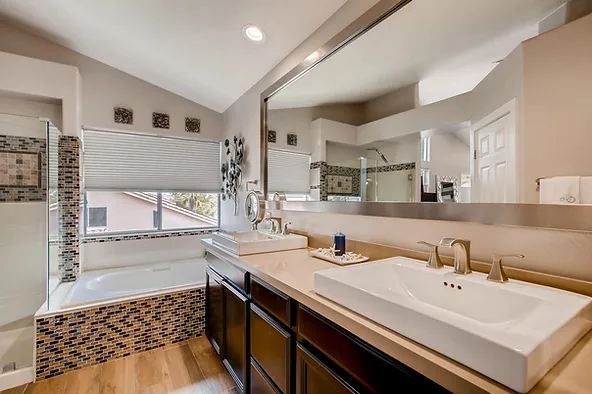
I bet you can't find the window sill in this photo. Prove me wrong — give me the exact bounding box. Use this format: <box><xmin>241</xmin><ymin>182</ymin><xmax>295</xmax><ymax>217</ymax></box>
<box><xmin>81</xmin><ymin>228</ymin><xmax>218</xmax><ymax>244</ymax></box>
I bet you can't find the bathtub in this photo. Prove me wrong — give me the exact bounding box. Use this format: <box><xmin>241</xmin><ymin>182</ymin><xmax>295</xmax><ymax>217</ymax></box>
<box><xmin>62</xmin><ymin>258</ymin><xmax>207</xmax><ymax>308</ymax></box>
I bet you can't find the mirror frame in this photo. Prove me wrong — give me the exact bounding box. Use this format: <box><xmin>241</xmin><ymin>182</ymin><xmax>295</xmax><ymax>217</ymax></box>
<box><xmin>259</xmin><ymin>0</ymin><xmax>592</xmax><ymax>232</ymax></box>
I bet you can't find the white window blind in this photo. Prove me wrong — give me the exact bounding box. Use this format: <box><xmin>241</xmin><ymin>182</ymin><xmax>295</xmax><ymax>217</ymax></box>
<box><xmin>83</xmin><ymin>129</ymin><xmax>221</xmax><ymax>192</ymax></box>
<box><xmin>48</xmin><ymin>127</ymin><xmax>60</xmax><ymax>189</ymax></box>
<box><xmin>268</xmin><ymin>149</ymin><xmax>311</xmax><ymax>194</ymax></box>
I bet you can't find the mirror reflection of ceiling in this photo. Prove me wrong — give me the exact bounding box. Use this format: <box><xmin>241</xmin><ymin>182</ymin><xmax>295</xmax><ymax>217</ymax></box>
<box><xmin>269</xmin><ymin>0</ymin><xmax>567</xmax><ymax>109</ymax></box>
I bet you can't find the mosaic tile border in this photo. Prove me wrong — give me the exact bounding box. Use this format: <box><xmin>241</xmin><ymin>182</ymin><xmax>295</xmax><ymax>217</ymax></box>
<box><xmin>0</xmin><ymin>135</ymin><xmax>47</xmax><ymax>202</ymax></box>
<box><xmin>58</xmin><ymin>136</ymin><xmax>80</xmax><ymax>282</ymax></box>
<box><xmin>35</xmin><ymin>286</ymin><xmax>205</xmax><ymax>380</ymax></box>
<box><xmin>363</xmin><ymin>162</ymin><xmax>416</xmax><ymax>174</ymax></box>
<box><xmin>81</xmin><ymin>229</ymin><xmax>215</xmax><ymax>244</ymax></box>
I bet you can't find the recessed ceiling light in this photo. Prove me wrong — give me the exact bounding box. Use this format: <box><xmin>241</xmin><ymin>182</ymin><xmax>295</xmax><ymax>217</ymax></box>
<box><xmin>243</xmin><ymin>24</ymin><xmax>265</xmax><ymax>42</ymax></box>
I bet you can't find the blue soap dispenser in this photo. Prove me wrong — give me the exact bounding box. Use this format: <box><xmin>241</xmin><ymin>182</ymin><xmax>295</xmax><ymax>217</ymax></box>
<box><xmin>334</xmin><ymin>232</ymin><xmax>346</xmax><ymax>256</ymax></box>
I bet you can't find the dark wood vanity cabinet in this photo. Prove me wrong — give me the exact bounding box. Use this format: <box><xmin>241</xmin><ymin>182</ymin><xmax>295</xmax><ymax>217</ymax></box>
<box><xmin>206</xmin><ymin>250</ymin><xmax>447</xmax><ymax>394</ymax></box>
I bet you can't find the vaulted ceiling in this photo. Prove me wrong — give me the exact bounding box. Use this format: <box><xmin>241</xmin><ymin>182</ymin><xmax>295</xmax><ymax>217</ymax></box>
<box><xmin>270</xmin><ymin>0</ymin><xmax>567</xmax><ymax>109</ymax></box>
<box><xmin>0</xmin><ymin>0</ymin><xmax>347</xmax><ymax>113</ymax></box>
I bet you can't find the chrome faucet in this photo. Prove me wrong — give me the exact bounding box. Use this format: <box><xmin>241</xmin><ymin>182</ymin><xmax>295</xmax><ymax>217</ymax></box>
<box><xmin>439</xmin><ymin>238</ymin><xmax>472</xmax><ymax>275</ymax></box>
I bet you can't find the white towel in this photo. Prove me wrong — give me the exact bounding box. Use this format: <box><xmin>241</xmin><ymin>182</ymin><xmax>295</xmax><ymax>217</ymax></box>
<box><xmin>540</xmin><ymin>176</ymin><xmax>580</xmax><ymax>205</ymax></box>
<box><xmin>580</xmin><ymin>177</ymin><xmax>592</xmax><ymax>205</ymax></box>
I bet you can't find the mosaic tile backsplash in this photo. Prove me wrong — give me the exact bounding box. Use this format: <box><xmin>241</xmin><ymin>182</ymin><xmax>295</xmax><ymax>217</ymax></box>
<box><xmin>35</xmin><ymin>286</ymin><xmax>206</xmax><ymax>380</ymax></box>
<box><xmin>82</xmin><ymin>229</ymin><xmax>214</xmax><ymax>244</ymax></box>
<box><xmin>58</xmin><ymin>136</ymin><xmax>80</xmax><ymax>282</ymax></box>
<box><xmin>0</xmin><ymin>135</ymin><xmax>46</xmax><ymax>202</ymax></box>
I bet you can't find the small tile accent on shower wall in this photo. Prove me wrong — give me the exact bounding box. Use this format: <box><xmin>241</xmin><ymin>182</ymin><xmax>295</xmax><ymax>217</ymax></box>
<box><xmin>35</xmin><ymin>287</ymin><xmax>206</xmax><ymax>380</ymax></box>
<box><xmin>82</xmin><ymin>229</ymin><xmax>215</xmax><ymax>244</ymax></box>
<box><xmin>58</xmin><ymin>136</ymin><xmax>80</xmax><ymax>283</ymax></box>
<box><xmin>0</xmin><ymin>135</ymin><xmax>47</xmax><ymax>202</ymax></box>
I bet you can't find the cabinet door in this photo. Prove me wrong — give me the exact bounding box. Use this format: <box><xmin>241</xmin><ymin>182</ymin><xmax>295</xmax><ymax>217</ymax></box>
<box><xmin>222</xmin><ymin>280</ymin><xmax>249</xmax><ymax>392</ymax></box>
<box><xmin>296</xmin><ymin>344</ymin><xmax>358</xmax><ymax>394</ymax></box>
<box><xmin>206</xmin><ymin>267</ymin><xmax>224</xmax><ymax>356</ymax></box>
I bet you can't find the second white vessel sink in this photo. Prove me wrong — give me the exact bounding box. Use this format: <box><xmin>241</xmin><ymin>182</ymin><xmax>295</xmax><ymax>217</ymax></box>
<box><xmin>212</xmin><ymin>230</ymin><xmax>307</xmax><ymax>255</ymax></box>
<box><xmin>314</xmin><ymin>257</ymin><xmax>592</xmax><ymax>392</ymax></box>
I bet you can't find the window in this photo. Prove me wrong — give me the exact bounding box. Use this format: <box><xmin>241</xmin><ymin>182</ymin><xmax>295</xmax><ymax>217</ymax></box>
<box><xmin>82</xmin><ymin>129</ymin><xmax>221</xmax><ymax>236</ymax></box>
<box><xmin>421</xmin><ymin>136</ymin><xmax>431</xmax><ymax>162</ymax></box>
<box><xmin>421</xmin><ymin>168</ymin><xmax>431</xmax><ymax>192</ymax></box>
<box><xmin>88</xmin><ymin>207</ymin><xmax>107</xmax><ymax>228</ymax></box>
<box><xmin>84</xmin><ymin>191</ymin><xmax>218</xmax><ymax>235</ymax></box>
<box><xmin>267</xmin><ymin>148</ymin><xmax>311</xmax><ymax>195</ymax></box>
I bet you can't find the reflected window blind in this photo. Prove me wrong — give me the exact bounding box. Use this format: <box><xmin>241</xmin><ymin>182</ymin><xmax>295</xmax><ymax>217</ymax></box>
<box><xmin>48</xmin><ymin>127</ymin><xmax>60</xmax><ymax>189</ymax></box>
<box><xmin>83</xmin><ymin>129</ymin><xmax>221</xmax><ymax>192</ymax></box>
<box><xmin>268</xmin><ymin>149</ymin><xmax>311</xmax><ymax>194</ymax></box>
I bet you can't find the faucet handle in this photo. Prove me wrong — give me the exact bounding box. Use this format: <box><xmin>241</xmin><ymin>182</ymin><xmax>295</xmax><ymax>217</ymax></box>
<box><xmin>417</xmin><ymin>241</ymin><xmax>444</xmax><ymax>269</ymax></box>
<box><xmin>487</xmin><ymin>254</ymin><xmax>524</xmax><ymax>283</ymax></box>
<box><xmin>282</xmin><ymin>222</ymin><xmax>292</xmax><ymax>235</ymax></box>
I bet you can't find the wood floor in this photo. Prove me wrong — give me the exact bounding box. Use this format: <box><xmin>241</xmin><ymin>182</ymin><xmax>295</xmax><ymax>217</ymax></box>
<box><xmin>2</xmin><ymin>336</ymin><xmax>237</xmax><ymax>394</ymax></box>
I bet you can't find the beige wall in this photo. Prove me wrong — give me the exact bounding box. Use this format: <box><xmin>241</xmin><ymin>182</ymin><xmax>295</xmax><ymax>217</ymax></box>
<box><xmin>0</xmin><ymin>21</ymin><xmax>223</xmax><ymax>139</ymax></box>
<box><xmin>221</xmin><ymin>1</ymin><xmax>592</xmax><ymax>282</ymax></box>
<box><xmin>0</xmin><ymin>95</ymin><xmax>62</xmax><ymax>131</ymax></box>
<box><xmin>0</xmin><ymin>50</ymin><xmax>80</xmax><ymax>137</ymax></box>
<box><xmin>522</xmin><ymin>13</ymin><xmax>592</xmax><ymax>203</ymax></box>
<box><xmin>362</xmin><ymin>83</ymin><xmax>418</xmax><ymax>123</ymax></box>
<box><xmin>268</xmin><ymin>103</ymin><xmax>365</xmax><ymax>154</ymax></box>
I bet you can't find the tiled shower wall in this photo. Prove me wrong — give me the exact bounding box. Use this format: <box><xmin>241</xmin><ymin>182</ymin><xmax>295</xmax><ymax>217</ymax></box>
<box><xmin>0</xmin><ymin>134</ymin><xmax>46</xmax><ymax>202</ymax></box>
<box><xmin>35</xmin><ymin>286</ymin><xmax>206</xmax><ymax>380</ymax></box>
<box><xmin>58</xmin><ymin>136</ymin><xmax>80</xmax><ymax>282</ymax></box>
<box><xmin>311</xmin><ymin>161</ymin><xmax>417</xmax><ymax>201</ymax></box>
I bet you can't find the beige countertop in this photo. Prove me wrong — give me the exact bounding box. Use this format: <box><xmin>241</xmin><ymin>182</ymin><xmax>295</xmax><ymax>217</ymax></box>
<box><xmin>203</xmin><ymin>240</ymin><xmax>592</xmax><ymax>394</ymax></box>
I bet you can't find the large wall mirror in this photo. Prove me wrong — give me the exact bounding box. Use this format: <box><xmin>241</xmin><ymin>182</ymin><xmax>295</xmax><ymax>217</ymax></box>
<box><xmin>261</xmin><ymin>0</ymin><xmax>592</xmax><ymax>230</ymax></box>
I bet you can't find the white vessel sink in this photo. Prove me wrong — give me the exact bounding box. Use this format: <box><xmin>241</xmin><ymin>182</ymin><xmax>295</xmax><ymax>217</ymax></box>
<box><xmin>211</xmin><ymin>230</ymin><xmax>307</xmax><ymax>255</ymax></box>
<box><xmin>314</xmin><ymin>257</ymin><xmax>592</xmax><ymax>392</ymax></box>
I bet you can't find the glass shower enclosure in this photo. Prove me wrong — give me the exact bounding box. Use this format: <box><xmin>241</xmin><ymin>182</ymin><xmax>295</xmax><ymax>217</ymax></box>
<box><xmin>0</xmin><ymin>115</ymin><xmax>59</xmax><ymax>390</ymax></box>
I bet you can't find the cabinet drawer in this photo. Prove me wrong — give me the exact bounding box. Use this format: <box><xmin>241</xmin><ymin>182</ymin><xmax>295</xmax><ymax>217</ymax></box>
<box><xmin>251</xmin><ymin>304</ymin><xmax>292</xmax><ymax>394</ymax></box>
<box><xmin>297</xmin><ymin>306</ymin><xmax>447</xmax><ymax>393</ymax></box>
<box><xmin>206</xmin><ymin>251</ymin><xmax>248</xmax><ymax>293</ymax></box>
<box><xmin>251</xmin><ymin>275</ymin><xmax>293</xmax><ymax>327</ymax></box>
<box><xmin>251</xmin><ymin>358</ymin><xmax>282</xmax><ymax>394</ymax></box>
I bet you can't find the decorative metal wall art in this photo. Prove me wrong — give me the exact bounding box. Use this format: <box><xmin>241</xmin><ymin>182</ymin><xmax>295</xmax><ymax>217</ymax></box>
<box><xmin>221</xmin><ymin>136</ymin><xmax>244</xmax><ymax>216</ymax></box>
<box><xmin>114</xmin><ymin>107</ymin><xmax>133</xmax><ymax>125</ymax></box>
<box><xmin>185</xmin><ymin>117</ymin><xmax>201</xmax><ymax>133</ymax></box>
<box><xmin>152</xmin><ymin>112</ymin><xmax>170</xmax><ymax>129</ymax></box>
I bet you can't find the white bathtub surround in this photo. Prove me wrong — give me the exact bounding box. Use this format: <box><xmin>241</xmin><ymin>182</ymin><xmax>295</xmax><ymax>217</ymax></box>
<box><xmin>61</xmin><ymin>258</ymin><xmax>207</xmax><ymax>309</ymax></box>
<box><xmin>81</xmin><ymin>233</ymin><xmax>209</xmax><ymax>272</ymax></box>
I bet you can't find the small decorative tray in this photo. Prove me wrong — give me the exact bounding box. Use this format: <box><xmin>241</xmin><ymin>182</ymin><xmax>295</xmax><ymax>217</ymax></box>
<box><xmin>310</xmin><ymin>248</ymin><xmax>369</xmax><ymax>266</ymax></box>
